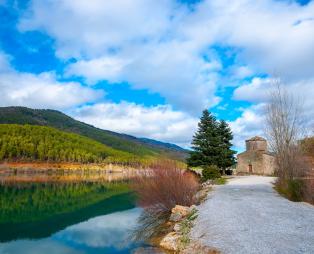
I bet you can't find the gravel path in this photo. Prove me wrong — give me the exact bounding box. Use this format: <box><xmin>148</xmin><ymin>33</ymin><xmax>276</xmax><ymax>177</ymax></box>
<box><xmin>190</xmin><ymin>176</ymin><xmax>314</xmax><ymax>254</ymax></box>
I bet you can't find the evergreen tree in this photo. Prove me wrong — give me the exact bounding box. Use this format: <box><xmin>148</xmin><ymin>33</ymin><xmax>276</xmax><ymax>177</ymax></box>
<box><xmin>217</xmin><ymin>120</ymin><xmax>236</xmax><ymax>169</ymax></box>
<box><xmin>187</xmin><ymin>110</ymin><xmax>220</xmax><ymax>167</ymax></box>
<box><xmin>187</xmin><ymin>110</ymin><xmax>235</xmax><ymax>169</ymax></box>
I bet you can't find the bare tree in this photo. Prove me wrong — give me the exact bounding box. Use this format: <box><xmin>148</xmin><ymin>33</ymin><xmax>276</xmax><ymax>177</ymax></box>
<box><xmin>266</xmin><ymin>80</ymin><xmax>304</xmax><ymax>182</ymax></box>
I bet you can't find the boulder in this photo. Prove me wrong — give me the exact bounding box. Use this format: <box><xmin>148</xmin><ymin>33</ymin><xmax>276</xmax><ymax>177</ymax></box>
<box><xmin>169</xmin><ymin>205</ymin><xmax>192</xmax><ymax>222</ymax></box>
<box><xmin>159</xmin><ymin>232</ymin><xmax>180</xmax><ymax>251</ymax></box>
<box><xmin>169</xmin><ymin>212</ymin><xmax>182</xmax><ymax>222</ymax></box>
<box><xmin>172</xmin><ymin>205</ymin><xmax>191</xmax><ymax>216</ymax></box>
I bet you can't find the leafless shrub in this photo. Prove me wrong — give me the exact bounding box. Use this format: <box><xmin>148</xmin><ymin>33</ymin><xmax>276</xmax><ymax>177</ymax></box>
<box><xmin>266</xmin><ymin>80</ymin><xmax>303</xmax><ymax>180</ymax></box>
<box><xmin>130</xmin><ymin>160</ymin><xmax>200</xmax><ymax>241</ymax></box>
<box><xmin>266</xmin><ymin>80</ymin><xmax>314</xmax><ymax>203</ymax></box>
<box><xmin>132</xmin><ymin>159</ymin><xmax>199</xmax><ymax>213</ymax></box>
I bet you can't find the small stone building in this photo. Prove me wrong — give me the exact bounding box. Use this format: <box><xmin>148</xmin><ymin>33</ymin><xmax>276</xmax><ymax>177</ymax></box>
<box><xmin>236</xmin><ymin>136</ymin><xmax>276</xmax><ymax>175</ymax></box>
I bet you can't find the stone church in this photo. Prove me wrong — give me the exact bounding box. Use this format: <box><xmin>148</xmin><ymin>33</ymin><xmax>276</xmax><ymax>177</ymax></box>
<box><xmin>236</xmin><ymin>136</ymin><xmax>276</xmax><ymax>175</ymax></box>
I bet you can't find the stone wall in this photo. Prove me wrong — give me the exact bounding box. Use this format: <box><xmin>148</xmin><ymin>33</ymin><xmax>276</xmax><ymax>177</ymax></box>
<box><xmin>262</xmin><ymin>153</ymin><xmax>276</xmax><ymax>175</ymax></box>
<box><xmin>236</xmin><ymin>151</ymin><xmax>275</xmax><ymax>175</ymax></box>
<box><xmin>246</xmin><ymin>140</ymin><xmax>267</xmax><ymax>152</ymax></box>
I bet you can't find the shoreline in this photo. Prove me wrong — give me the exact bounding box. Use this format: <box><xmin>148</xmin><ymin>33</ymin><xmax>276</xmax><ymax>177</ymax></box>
<box><xmin>0</xmin><ymin>162</ymin><xmax>143</xmax><ymax>183</ymax></box>
<box><xmin>149</xmin><ymin>179</ymin><xmax>221</xmax><ymax>254</ymax></box>
<box><xmin>0</xmin><ymin>161</ymin><xmax>142</xmax><ymax>171</ymax></box>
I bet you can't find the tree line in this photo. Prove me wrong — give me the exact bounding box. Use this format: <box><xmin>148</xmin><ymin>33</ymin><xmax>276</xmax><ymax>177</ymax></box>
<box><xmin>0</xmin><ymin>124</ymin><xmax>138</xmax><ymax>164</ymax></box>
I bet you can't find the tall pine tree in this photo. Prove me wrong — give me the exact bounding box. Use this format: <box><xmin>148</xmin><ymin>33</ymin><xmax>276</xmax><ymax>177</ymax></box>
<box><xmin>187</xmin><ymin>110</ymin><xmax>235</xmax><ymax>169</ymax></box>
<box><xmin>217</xmin><ymin>120</ymin><xmax>236</xmax><ymax>169</ymax></box>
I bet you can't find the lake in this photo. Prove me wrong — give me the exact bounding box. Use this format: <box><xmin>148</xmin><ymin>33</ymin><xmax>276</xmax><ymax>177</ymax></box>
<box><xmin>0</xmin><ymin>172</ymin><xmax>149</xmax><ymax>254</ymax></box>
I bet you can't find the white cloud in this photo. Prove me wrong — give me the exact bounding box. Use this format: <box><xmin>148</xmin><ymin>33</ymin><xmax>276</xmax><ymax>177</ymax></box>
<box><xmin>17</xmin><ymin>0</ymin><xmax>222</xmax><ymax>114</ymax></box>
<box><xmin>18</xmin><ymin>0</ymin><xmax>314</xmax><ymax>115</ymax></box>
<box><xmin>0</xmin><ymin>52</ymin><xmax>103</xmax><ymax>109</ymax></box>
<box><xmin>233</xmin><ymin>77</ymin><xmax>273</xmax><ymax>103</ymax></box>
<box><xmin>231</xmin><ymin>77</ymin><xmax>314</xmax><ymax>151</ymax></box>
<box><xmin>67</xmin><ymin>40</ymin><xmax>221</xmax><ymax>114</ymax></box>
<box><xmin>59</xmin><ymin>208</ymin><xmax>141</xmax><ymax>249</ymax></box>
<box><xmin>185</xmin><ymin>0</ymin><xmax>314</xmax><ymax>80</ymax></box>
<box><xmin>66</xmin><ymin>56</ymin><xmax>129</xmax><ymax>85</ymax></box>
<box><xmin>71</xmin><ymin>102</ymin><xmax>198</xmax><ymax>148</ymax></box>
<box><xmin>10</xmin><ymin>0</ymin><xmax>314</xmax><ymax>148</ymax></box>
<box><xmin>231</xmin><ymin>66</ymin><xmax>254</xmax><ymax>80</ymax></box>
<box><xmin>229</xmin><ymin>104</ymin><xmax>267</xmax><ymax>151</ymax></box>
<box><xmin>18</xmin><ymin>0</ymin><xmax>175</xmax><ymax>58</ymax></box>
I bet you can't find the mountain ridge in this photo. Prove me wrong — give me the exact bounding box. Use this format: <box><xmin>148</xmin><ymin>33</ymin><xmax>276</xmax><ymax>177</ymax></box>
<box><xmin>0</xmin><ymin>106</ymin><xmax>188</xmax><ymax>161</ymax></box>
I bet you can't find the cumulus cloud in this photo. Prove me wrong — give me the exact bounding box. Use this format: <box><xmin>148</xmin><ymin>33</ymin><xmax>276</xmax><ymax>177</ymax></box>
<box><xmin>66</xmin><ymin>56</ymin><xmax>129</xmax><ymax>85</ymax></box>
<box><xmin>71</xmin><ymin>102</ymin><xmax>198</xmax><ymax>147</ymax></box>
<box><xmin>59</xmin><ymin>208</ymin><xmax>141</xmax><ymax>249</ymax></box>
<box><xmin>19</xmin><ymin>0</ymin><xmax>175</xmax><ymax>58</ymax></box>
<box><xmin>9</xmin><ymin>0</ymin><xmax>314</xmax><ymax>148</ymax></box>
<box><xmin>18</xmin><ymin>0</ymin><xmax>314</xmax><ymax>115</ymax></box>
<box><xmin>0</xmin><ymin>52</ymin><xmax>103</xmax><ymax>109</ymax></box>
<box><xmin>229</xmin><ymin>104</ymin><xmax>267</xmax><ymax>151</ymax></box>
<box><xmin>231</xmin><ymin>77</ymin><xmax>314</xmax><ymax>151</ymax></box>
<box><xmin>233</xmin><ymin>77</ymin><xmax>314</xmax><ymax>106</ymax></box>
<box><xmin>233</xmin><ymin>77</ymin><xmax>273</xmax><ymax>103</ymax></box>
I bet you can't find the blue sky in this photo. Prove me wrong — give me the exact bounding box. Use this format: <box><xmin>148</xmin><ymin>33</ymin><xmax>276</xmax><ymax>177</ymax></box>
<box><xmin>0</xmin><ymin>0</ymin><xmax>313</xmax><ymax>150</ymax></box>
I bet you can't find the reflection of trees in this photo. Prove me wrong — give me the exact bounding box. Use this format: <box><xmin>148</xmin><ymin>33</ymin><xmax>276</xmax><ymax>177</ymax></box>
<box><xmin>0</xmin><ymin>182</ymin><xmax>135</xmax><ymax>242</ymax></box>
<box><xmin>0</xmin><ymin>182</ymin><xmax>130</xmax><ymax>224</ymax></box>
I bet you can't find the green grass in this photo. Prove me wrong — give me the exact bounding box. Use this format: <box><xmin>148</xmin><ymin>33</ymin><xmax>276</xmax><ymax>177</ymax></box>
<box><xmin>275</xmin><ymin>179</ymin><xmax>304</xmax><ymax>202</ymax></box>
<box><xmin>178</xmin><ymin>208</ymin><xmax>198</xmax><ymax>249</ymax></box>
<box><xmin>213</xmin><ymin>177</ymin><xmax>227</xmax><ymax>185</ymax></box>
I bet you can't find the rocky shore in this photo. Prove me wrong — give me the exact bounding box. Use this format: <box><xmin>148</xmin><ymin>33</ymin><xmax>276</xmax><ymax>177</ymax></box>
<box><xmin>134</xmin><ymin>180</ymin><xmax>220</xmax><ymax>254</ymax></box>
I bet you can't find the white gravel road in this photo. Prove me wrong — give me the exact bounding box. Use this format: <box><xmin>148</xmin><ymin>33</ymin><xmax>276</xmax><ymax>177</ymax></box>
<box><xmin>190</xmin><ymin>176</ymin><xmax>314</xmax><ymax>254</ymax></box>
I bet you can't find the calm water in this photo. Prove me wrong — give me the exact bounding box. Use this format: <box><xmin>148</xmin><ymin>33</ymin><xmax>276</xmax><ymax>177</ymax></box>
<box><xmin>0</xmin><ymin>174</ymin><xmax>146</xmax><ymax>254</ymax></box>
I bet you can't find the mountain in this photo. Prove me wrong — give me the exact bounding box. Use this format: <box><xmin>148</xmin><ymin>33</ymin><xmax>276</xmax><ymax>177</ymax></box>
<box><xmin>0</xmin><ymin>106</ymin><xmax>188</xmax><ymax>161</ymax></box>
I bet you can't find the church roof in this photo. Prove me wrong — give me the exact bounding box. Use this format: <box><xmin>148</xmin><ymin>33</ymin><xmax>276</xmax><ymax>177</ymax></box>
<box><xmin>246</xmin><ymin>136</ymin><xmax>266</xmax><ymax>142</ymax></box>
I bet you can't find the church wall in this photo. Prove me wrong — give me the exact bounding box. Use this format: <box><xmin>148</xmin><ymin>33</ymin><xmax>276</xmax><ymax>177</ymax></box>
<box><xmin>237</xmin><ymin>151</ymin><xmax>264</xmax><ymax>174</ymax></box>
<box><xmin>262</xmin><ymin>154</ymin><xmax>276</xmax><ymax>175</ymax></box>
<box><xmin>246</xmin><ymin>140</ymin><xmax>267</xmax><ymax>151</ymax></box>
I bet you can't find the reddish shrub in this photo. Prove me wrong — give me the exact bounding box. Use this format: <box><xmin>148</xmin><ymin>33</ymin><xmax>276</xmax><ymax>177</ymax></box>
<box><xmin>131</xmin><ymin>160</ymin><xmax>199</xmax><ymax>213</ymax></box>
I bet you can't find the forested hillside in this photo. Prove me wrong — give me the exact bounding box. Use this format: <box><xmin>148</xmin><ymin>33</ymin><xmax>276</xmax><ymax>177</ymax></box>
<box><xmin>0</xmin><ymin>107</ymin><xmax>187</xmax><ymax>160</ymax></box>
<box><xmin>0</xmin><ymin>124</ymin><xmax>142</xmax><ymax>164</ymax></box>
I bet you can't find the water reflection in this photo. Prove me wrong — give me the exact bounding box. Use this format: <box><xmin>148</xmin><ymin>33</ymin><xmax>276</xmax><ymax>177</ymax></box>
<box><xmin>0</xmin><ymin>171</ymin><xmax>153</xmax><ymax>253</ymax></box>
<box><xmin>0</xmin><ymin>181</ymin><xmax>135</xmax><ymax>242</ymax></box>
<box><xmin>0</xmin><ymin>169</ymin><xmax>137</xmax><ymax>183</ymax></box>
<box><xmin>55</xmin><ymin>208</ymin><xmax>141</xmax><ymax>250</ymax></box>
<box><xmin>0</xmin><ymin>208</ymin><xmax>143</xmax><ymax>254</ymax></box>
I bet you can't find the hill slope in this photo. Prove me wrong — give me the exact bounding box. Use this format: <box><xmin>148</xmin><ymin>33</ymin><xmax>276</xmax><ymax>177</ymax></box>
<box><xmin>0</xmin><ymin>107</ymin><xmax>188</xmax><ymax>160</ymax></box>
<box><xmin>0</xmin><ymin>124</ymin><xmax>140</xmax><ymax>164</ymax></box>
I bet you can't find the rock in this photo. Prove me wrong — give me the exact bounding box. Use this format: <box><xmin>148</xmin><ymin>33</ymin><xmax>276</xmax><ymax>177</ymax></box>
<box><xmin>190</xmin><ymin>205</ymin><xmax>196</xmax><ymax>210</ymax></box>
<box><xmin>169</xmin><ymin>205</ymin><xmax>192</xmax><ymax>222</ymax></box>
<box><xmin>173</xmin><ymin>223</ymin><xmax>181</xmax><ymax>232</ymax></box>
<box><xmin>195</xmin><ymin>187</ymin><xmax>211</xmax><ymax>204</ymax></box>
<box><xmin>169</xmin><ymin>212</ymin><xmax>182</xmax><ymax>222</ymax></box>
<box><xmin>172</xmin><ymin>205</ymin><xmax>191</xmax><ymax>216</ymax></box>
<box><xmin>159</xmin><ymin>232</ymin><xmax>180</xmax><ymax>251</ymax></box>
